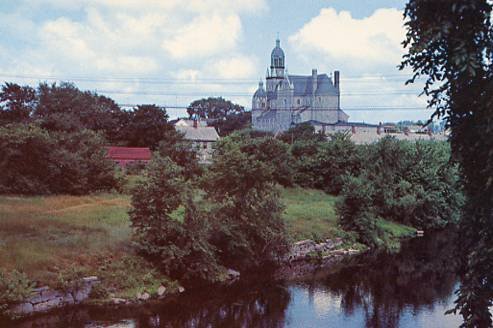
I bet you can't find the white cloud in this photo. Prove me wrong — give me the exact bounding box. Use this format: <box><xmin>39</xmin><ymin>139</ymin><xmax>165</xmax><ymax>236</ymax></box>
<box><xmin>162</xmin><ymin>15</ymin><xmax>241</xmax><ymax>60</ymax></box>
<box><xmin>290</xmin><ymin>8</ymin><xmax>405</xmax><ymax>69</ymax></box>
<box><xmin>206</xmin><ymin>55</ymin><xmax>257</xmax><ymax>79</ymax></box>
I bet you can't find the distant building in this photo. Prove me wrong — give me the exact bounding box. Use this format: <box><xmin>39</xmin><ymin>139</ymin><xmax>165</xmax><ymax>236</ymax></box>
<box><xmin>175</xmin><ymin>119</ymin><xmax>220</xmax><ymax>164</ymax></box>
<box><xmin>252</xmin><ymin>38</ymin><xmax>349</xmax><ymax>133</ymax></box>
<box><xmin>106</xmin><ymin>146</ymin><xmax>152</xmax><ymax>168</ymax></box>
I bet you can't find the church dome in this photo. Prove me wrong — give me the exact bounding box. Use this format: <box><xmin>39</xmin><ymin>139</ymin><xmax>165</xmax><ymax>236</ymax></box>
<box><xmin>253</xmin><ymin>81</ymin><xmax>266</xmax><ymax>98</ymax></box>
<box><xmin>271</xmin><ymin>38</ymin><xmax>285</xmax><ymax>68</ymax></box>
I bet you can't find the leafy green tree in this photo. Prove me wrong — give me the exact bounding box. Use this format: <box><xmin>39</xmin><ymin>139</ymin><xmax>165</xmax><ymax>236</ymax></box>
<box><xmin>278</xmin><ymin>123</ymin><xmax>326</xmax><ymax>144</ymax></box>
<box><xmin>0</xmin><ymin>124</ymin><xmax>117</xmax><ymax>195</ymax></box>
<box><xmin>0</xmin><ymin>124</ymin><xmax>54</xmax><ymax>194</ymax></box>
<box><xmin>0</xmin><ymin>82</ymin><xmax>36</xmax><ymax>125</ymax></box>
<box><xmin>212</xmin><ymin>111</ymin><xmax>251</xmax><ymax>136</ymax></box>
<box><xmin>337</xmin><ymin>174</ymin><xmax>379</xmax><ymax>246</ymax></box>
<box><xmin>122</xmin><ymin>104</ymin><xmax>175</xmax><ymax>149</ymax></box>
<box><xmin>130</xmin><ymin>156</ymin><xmax>222</xmax><ymax>284</ymax></box>
<box><xmin>187</xmin><ymin>97</ymin><xmax>244</xmax><ymax>120</ymax></box>
<box><xmin>401</xmin><ymin>1</ymin><xmax>493</xmax><ymax>325</ymax></box>
<box><xmin>157</xmin><ymin>130</ymin><xmax>202</xmax><ymax>180</ymax></box>
<box><xmin>35</xmin><ymin>82</ymin><xmax>122</xmax><ymax>140</ymax></box>
<box><xmin>203</xmin><ymin>136</ymin><xmax>289</xmax><ymax>269</ymax></box>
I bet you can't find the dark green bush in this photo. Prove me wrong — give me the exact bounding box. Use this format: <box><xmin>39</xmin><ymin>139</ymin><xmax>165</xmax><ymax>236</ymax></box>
<box><xmin>0</xmin><ymin>124</ymin><xmax>118</xmax><ymax>195</ymax></box>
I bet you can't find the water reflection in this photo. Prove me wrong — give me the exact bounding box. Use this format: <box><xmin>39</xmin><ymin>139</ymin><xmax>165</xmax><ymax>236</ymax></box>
<box><xmin>8</xmin><ymin>230</ymin><xmax>462</xmax><ymax>328</ymax></box>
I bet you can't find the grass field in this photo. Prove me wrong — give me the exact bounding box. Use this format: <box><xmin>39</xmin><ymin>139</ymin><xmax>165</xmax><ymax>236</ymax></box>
<box><xmin>0</xmin><ymin>187</ymin><xmax>414</xmax><ymax>295</ymax></box>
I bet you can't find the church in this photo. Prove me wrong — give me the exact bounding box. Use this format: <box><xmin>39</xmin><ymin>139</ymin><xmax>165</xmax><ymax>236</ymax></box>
<box><xmin>252</xmin><ymin>38</ymin><xmax>349</xmax><ymax>133</ymax></box>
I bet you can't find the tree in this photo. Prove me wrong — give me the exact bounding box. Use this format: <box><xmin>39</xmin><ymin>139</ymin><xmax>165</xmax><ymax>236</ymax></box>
<box><xmin>0</xmin><ymin>124</ymin><xmax>117</xmax><ymax>195</ymax></box>
<box><xmin>187</xmin><ymin>97</ymin><xmax>244</xmax><ymax>120</ymax></box>
<box><xmin>212</xmin><ymin>111</ymin><xmax>251</xmax><ymax>136</ymax></box>
<box><xmin>401</xmin><ymin>1</ymin><xmax>493</xmax><ymax>325</ymax></box>
<box><xmin>157</xmin><ymin>129</ymin><xmax>202</xmax><ymax>180</ymax></box>
<box><xmin>35</xmin><ymin>82</ymin><xmax>123</xmax><ymax>140</ymax></box>
<box><xmin>0</xmin><ymin>82</ymin><xmax>36</xmax><ymax>125</ymax></box>
<box><xmin>337</xmin><ymin>174</ymin><xmax>378</xmax><ymax>246</ymax></box>
<box><xmin>203</xmin><ymin>135</ymin><xmax>289</xmax><ymax>269</ymax></box>
<box><xmin>122</xmin><ymin>104</ymin><xmax>175</xmax><ymax>150</ymax></box>
<box><xmin>130</xmin><ymin>155</ymin><xmax>222</xmax><ymax>284</ymax></box>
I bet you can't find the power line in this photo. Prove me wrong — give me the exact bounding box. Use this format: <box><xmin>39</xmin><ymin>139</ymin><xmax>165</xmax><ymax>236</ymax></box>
<box><xmin>98</xmin><ymin>90</ymin><xmax>423</xmax><ymax>97</ymax></box>
<box><xmin>118</xmin><ymin>104</ymin><xmax>431</xmax><ymax>111</ymax></box>
<box><xmin>0</xmin><ymin>72</ymin><xmax>422</xmax><ymax>85</ymax></box>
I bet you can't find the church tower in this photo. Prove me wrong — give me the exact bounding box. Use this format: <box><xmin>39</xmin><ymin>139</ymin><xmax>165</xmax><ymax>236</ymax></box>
<box><xmin>266</xmin><ymin>37</ymin><xmax>285</xmax><ymax>93</ymax></box>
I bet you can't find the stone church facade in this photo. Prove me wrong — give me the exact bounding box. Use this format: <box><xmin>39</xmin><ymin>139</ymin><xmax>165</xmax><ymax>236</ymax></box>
<box><xmin>252</xmin><ymin>38</ymin><xmax>349</xmax><ymax>133</ymax></box>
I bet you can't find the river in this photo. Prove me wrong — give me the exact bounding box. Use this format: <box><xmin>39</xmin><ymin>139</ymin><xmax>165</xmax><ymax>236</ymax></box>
<box><xmin>9</xmin><ymin>230</ymin><xmax>463</xmax><ymax>327</ymax></box>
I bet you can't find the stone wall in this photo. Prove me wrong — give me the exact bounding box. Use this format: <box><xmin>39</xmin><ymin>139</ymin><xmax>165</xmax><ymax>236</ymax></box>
<box><xmin>276</xmin><ymin>238</ymin><xmax>363</xmax><ymax>280</ymax></box>
<box><xmin>9</xmin><ymin>276</ymin><xmax>99</xmax><ymax>317</ymax></box>
<box><xmin>283</xmin><ymin>238</ymin><xmax>344</xmax><ymax>263</ymax></box>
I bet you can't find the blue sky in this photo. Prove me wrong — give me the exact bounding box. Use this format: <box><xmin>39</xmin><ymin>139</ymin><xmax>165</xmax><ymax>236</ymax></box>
<box><xmin>0</xmin><ymin>0</ymin><xmax>432</xmax><ymax>123</ymax></box>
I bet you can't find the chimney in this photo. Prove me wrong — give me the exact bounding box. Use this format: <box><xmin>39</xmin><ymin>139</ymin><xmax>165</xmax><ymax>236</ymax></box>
<box><xmin>312</xmin><ymin>69</ymin><xmax>317</xmax><ymax>94</ymax></box>
<box><xmin>334</xmin><ymin>70</ymin><xmax>340</xmax><ymax>90</ymax></box>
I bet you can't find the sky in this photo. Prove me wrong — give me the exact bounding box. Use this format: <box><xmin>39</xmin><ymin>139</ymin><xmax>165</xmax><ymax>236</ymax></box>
<box><xmin>0</xmin><ymin>0</ymin><xmax>434</xmax><ymax>123</ymax></box>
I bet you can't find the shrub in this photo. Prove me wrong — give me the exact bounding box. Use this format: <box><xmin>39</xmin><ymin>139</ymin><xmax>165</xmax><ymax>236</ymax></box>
<box><xmin>0</xmin><ymin>124</ymin><xmax>118</xmax><ymax>195</ymax></box>
<box><xmin>130</xmin><ymin>156</ymin><xmax>222</xmax><ymax>284</ymax></box>
<box><xmin>0</xmin><ymin>270</ymin><xmax>34</xmax><ymax>314</ymax></box>
<box><xmin>337</xmin><ymin>174</ymin><xmax>380</xmax><ymax>246</ymax></box>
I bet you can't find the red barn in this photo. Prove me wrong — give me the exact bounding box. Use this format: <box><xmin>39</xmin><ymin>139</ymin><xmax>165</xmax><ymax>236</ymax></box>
<box><xmin>105</xmin><ymin>146</ymin><xmax>152</xmax><ymax>168</ymax></box>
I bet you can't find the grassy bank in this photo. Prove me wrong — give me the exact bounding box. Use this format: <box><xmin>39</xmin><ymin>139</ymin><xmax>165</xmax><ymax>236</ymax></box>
<box><xmin>0</xmin><ymin>188</ymin><xmax>415</xmax><ymax>298</ymax></box>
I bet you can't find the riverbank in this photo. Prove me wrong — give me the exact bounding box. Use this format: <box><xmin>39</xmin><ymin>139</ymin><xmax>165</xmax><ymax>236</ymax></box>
<box><xmin>0</xmin><ymin>187</ymin><xmax>416</xmax><ymax>318</ymax></box>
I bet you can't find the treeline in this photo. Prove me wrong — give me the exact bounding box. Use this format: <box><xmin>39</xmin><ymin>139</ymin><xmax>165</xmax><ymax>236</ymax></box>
<box><xmin>130</xmin><ymin>125</ymin><xmax>463</xmax><ymax>283</ymax></box>
<box><xmin>0</xmin><ymin>82</ymin><xmax>192</xmax><ymax>194</ymax></box>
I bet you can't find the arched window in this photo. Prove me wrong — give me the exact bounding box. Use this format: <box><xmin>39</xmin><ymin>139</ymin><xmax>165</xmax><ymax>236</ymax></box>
<box><xmin>297</xmin><ymin>98</ymin><xmax>301</xmax><ymax>105</ymax></box>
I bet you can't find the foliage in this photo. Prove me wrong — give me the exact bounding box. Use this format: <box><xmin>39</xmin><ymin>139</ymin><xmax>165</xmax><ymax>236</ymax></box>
<box><xmin>217</xmin><ymin>131</ymin><xmax>294</xmax><ymax>186</ymax></box>
<box><xmin>401</xmin><ymin>1</ymin><xmax>493</xmax><ymax>325</ymax></box>
<box><xmin>187</xmin><ymin>97</ymin><xmax>244</xmax><ymax>120</ymax></box>
<box><xmin>0</xmin><ymin>270</ymin><xmax>34</xmax><ymax>314</ymax></box>
<box><xmin>336</xmin><ymin>138</ymin><xmax>463</xmax><ymax>246</ymax></box>
<box><xmin>0</xmin><ymin>124</ymin><xmax>118</xmax><ymax>195</ymax></box>
<box><xmin>290</xmin><ymin>132</ymin><xmax>360</xmax><ymax>193</ymax></box>
<box><xmin>337</xmin><ymin>174</ymin><xmax>379</xmax><ymax>246</ymax></box>
<box><xmin>120</xmin><ymin>104</ymin><xmax>175</xmax><ymax>150</ymax></box>
<box><xmin>212</xmin><ymin>111</ymin><xmax>252</xmax><ymax>136</ymax></box>
<box><xmin>130</xmin><ymin>156</ymin><xmax>222</xmax><ymax>284</ymax></box>
<box><xmin>35</xmin><ymin>82</ymin><xmax>122</xmax><ymax>140</ymax></box>
<box><xmin>203</xmin><ymin>135</ymin><xmax>289</xmax><ymax>269</ymax></box>
<box><xmin>0</xmin><ymin>82</ymin><xmax>36</xmax><ymax>125</ymax></box>
<box><xmin>157</xmin><ymin>129</ymin><xmax>202</xmax><ymax>180</ymax></box>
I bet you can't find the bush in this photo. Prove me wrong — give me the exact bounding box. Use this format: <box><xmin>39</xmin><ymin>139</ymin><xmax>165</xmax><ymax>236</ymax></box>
<box><xmin>337</xmin><ymin>174</ymin><xmax>380</xmax><ymax>246</ymax></box>
<box><xmin>0</xmin><ymin>124</ymin><xmax>118</xmax><ymax>195</ymax></box>
<box><xmin>0</xmin><ymin>270</ymin><xmax>34</xmax><ymax>314</ymax></box>
<box><xmin>130</xmin><ymin>156</ymin><xmax>222</xmax><ymax>284</ymax></box>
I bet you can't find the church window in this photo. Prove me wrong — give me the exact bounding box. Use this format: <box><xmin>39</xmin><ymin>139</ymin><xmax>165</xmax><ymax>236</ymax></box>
<box><xmin>261</xmin><ymin>102</ymin><xmax>265</xmax><ymax>108</ymax></box>
<box><xmin>297</xmin><ymin>98</ymin><xmax>300</xmax><ymax>105</ymax></box>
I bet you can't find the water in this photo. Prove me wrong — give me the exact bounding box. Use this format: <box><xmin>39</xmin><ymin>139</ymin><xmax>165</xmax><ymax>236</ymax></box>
<box><xmin>9</xmin><ymin>230</ymin><xmax>463</xmax><ymax>327</ymax></box>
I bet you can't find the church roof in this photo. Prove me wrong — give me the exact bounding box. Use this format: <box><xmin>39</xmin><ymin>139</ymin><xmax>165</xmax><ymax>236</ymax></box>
<box><xmin>288</xmin><ymin>74</ymin><xmax>338</xmax><ymax>96</ymax></box>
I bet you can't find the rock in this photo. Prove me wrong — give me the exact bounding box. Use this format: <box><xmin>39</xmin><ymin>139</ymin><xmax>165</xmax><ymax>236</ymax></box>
<box><xmin>10</xmin><ymin>302</ymin><xmax>34</xmax><ymax>315</ymax></box>
<box><xmin>82</xmin><ymin>276</ymin><xmax>98</xmax><ymax>283</ymax></box>
<box><xmin>157</xmin><ymin>285</ymin><xmax>167</xmax><ymax>297</ymax></box>
<box><xmin>226</xmin><ymin>269</ymin><xmax>240</xmax><ymax>280</ymax></box>
<box><xmin>30</xmin><ymin>289</ymin><xmax>62</xmax><ymax>304</ymax></box>
<box><xmin>73</xmin><ymin>285</ymin><xmax>91</xmax><ymax>303</ymax></box>
<box><xmin>33</xmin><ymin>296</ymin><xmax>64</xmax><ymax>312</ymax></box>
<box><xmin>178</xmin><ymin>286</ymin><xmax>185</xmax><ymax>293</ymax></box>
<box><xmin>137</xmin><ymin>292</ymin><xmax>150</xmax><ymax>301</ymax></box>
<box><xmin>111</xmin><ymin>297</ymin><xmax>127</xmax><ymax>305</ymax></box>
